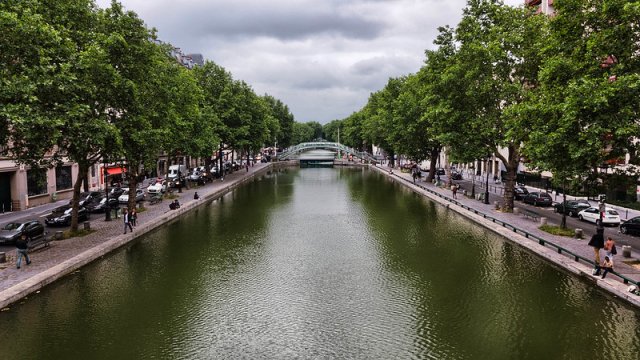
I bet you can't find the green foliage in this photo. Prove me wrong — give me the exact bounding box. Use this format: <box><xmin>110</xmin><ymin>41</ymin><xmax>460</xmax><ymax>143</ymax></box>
<box><xmin>539</xmin><ymin>225</ymin><xmax>577</xmax><ymax>238</ymax></box>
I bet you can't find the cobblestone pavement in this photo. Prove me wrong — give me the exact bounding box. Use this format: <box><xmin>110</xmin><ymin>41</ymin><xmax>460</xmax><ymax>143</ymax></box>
<box><xmin>377</xmin><ymin>165</ymin><xmax>640</xmax><ymax>294</ymax></box>
<box><xmin>0</xmin><ymin>163</ymin><xmax>271</xmax><ymax>297</ymax></box>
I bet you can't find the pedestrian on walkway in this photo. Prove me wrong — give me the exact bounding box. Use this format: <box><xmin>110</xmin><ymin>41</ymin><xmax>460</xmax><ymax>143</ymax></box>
<box><xmin>15</xmin><ymin>234</ymin><xmax>31</xmax><ymax>269</ymax></box>
<box><xmin>603</xmin><ymin>236</ymin><xmax>616</xmax><ymax>259</ymax></box>
<box><xmin>123</xmin><ymin>208</ymin><xmax>133</xmax><ymax>234</ymax></box>
<box><xmin>600</xmin><ymin>256</ymin><xmax>614</xmax><ymax>279</ymax></box>
<box><xmin>130</xmin><ymin>209</ymin><xmax>137</xmax><ymax>227</ymax></box>
<box><xmin>588</xmin><ymin>227</ymin><xmax>605</xmax><ymax>274</ymax></box>
<box><xmin>194</xmin><ymin>191</ymin><xmax>200</xmax><ymax>200</ymax></box>
<box><xmin>451</xmin><ymin>184</ymin><xmax>458</xmax><ymax>199</ymax></box>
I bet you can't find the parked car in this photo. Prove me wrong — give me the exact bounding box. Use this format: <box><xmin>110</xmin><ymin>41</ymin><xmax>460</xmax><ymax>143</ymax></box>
<box><xmin>82</xmin><ymin>194</ymin><xmax>105</xmax><ymax>212</ymax></box>
<box><xmin>109</xmin><ymin>187</ymin><xmax>125</xmax><ymax>199</ymax></box>
<box><xmin>147</xmin><ymin>179</ymin><xmax>168</xmax><ymax>195</ymax></box>
<box><xmin>553</xmin><ymin>200</ymin><xmax>591</xmax><ymax>217</ymax></box>
<box><xmin>436</xmin><ymin>168</ymin><xmax>445</xmax><ymax>175</ymax></box>
<box><xmin>69</xmin><ymin>191</ymin><xmax>103</xmax><ymax>207</ymax></box>
<box><xmin>90</xmin><ymin>197</ymin><xmax>119</xmax><ymax>213</ymax></box>
<box><xmin>522</xmin><ymin>192</ymin><xmax>553</xmax><ymax>207</ymax></box>
<box><xmin>188</xmin><ymin>171</ymin><xmax>203</xmax><ymax>182</ymax></box>
<box><xmin>0</xmin><ymin>220</ymin><xmax>45</xmax><ymax>245</ymax></box>
<box><xmin>620</xmin><ymin>216</ymin><xmax>640</xmax><ymax>235</ymax></box>
<box><xmin>45</xmin><ymin>205</ymin><xmax>89</xmax><ymax>226</ymax></box>
<box><xmin>577</xmin><ymin>207</ymin><xmax>621</xmax><ymax>226</ymax></box>
<box><xmin>513</xmin><ymin>186</ymin><xmax>529</xmax><ymax>201</ymax></box>
<box><xmin>118</xmin><ymin>188</ymin><xmax>145</xmax><ymax>203</ymax></box>
<box><xmin>451</xmin><ymin>172</ymin><xmax>463</xmax><ymax>180</ymax></box>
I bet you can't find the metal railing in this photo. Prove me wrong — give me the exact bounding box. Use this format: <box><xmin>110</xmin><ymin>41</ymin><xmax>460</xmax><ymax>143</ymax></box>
<box><xmin>277</xmin><ymin>142</ymin><xmax>377</xmax><ymax>163</ymax></box>
<box><xmin>386</xmin><ymin>168</ymin><xmax>639</xmax><ymax>287</ymax></box>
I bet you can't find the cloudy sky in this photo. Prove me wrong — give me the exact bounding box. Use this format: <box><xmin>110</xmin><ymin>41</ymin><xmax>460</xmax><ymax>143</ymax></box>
<box><xmin>95</xmin><ymin>0</ymin><xmax>523</xmax><ymax>124</ymax></box>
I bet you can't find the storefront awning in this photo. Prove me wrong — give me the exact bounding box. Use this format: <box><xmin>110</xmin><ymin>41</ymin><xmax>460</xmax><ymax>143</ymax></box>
<box><xmin>106</xmin><ymin>167</ymin><xmax>123</xmax><ymax>175</ymax></box>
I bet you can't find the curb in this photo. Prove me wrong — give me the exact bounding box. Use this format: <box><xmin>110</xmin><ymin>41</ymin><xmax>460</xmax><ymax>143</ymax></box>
<box><xmin>0</xmin><ymin>163</ymin><xmax>289</xmax><ymax>309</ymax></box>
<box><xmin>370</xmin><ymin>165</ymin><xmax>640</xmax><ymax>308</ymax></box>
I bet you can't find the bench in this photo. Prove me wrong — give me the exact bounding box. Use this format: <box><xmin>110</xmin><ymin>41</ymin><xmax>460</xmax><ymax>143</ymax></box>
<box><xmin>28</xmin><ymin>232</ymin><xmax>51</xmax><ymax>251</ymax></box>
<box><xmin>521</xmin><ymin>210</ymin><xmax>540</xmax><ymax>222</ymax></box>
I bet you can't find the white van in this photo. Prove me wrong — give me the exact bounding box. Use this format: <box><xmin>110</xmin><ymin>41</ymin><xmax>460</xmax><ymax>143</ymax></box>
<box><xmin>168</xmin><ymin>165</ymin><xmax>187</xmax><ymax>180</ymax></box>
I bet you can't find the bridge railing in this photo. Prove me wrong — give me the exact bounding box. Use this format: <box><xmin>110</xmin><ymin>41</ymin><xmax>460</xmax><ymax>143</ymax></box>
<box><xmin>277</xmin><ymin>142</ymin><xmax>378</xmax><ymax>163</ymax></box>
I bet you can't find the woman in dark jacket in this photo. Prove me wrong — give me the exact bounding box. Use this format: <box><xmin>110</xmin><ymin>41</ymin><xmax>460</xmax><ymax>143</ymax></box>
<box><xmin>588</xmin><ymin>227</ymin><xmax>605</xmax><ymax>274</ymax></box>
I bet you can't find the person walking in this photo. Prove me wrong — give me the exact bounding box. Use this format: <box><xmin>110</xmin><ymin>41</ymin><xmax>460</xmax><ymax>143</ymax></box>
<box><xmin>123</xmin><ymin>208</ymin><xmax>133</xmax><ymax>234</ymax></box>
<box><xmin>194</xmin><ymin>191</ymin><xmax>200</xmax><ymax>200</ymax></box>
<box><xmin>15</xmin><ymin>234</ymin><xmax>31</xmax><ymax>269</ymax></box>
<box><xmin>588</xmin><ymin>227</ymin><xmax>605</xmax><ymax>275</ymax></box>
<box><xmin>600</xmin><ymin>256</ymin><xmax>614</xmax><ymax>279</ymax></box>
<box><xmin>603</xmin><ymin>236</ymin><xmax>616</xmax><ymax>259</ymax></box>
<box><xmin>130</xmin><ymin>209</ymin><xmax>137</xmax><ymax>227</ymax></box>
<box><xmin>451</xmin><ymin>184</ymin><xmax>458</xmax><ymax>199</ymax></box>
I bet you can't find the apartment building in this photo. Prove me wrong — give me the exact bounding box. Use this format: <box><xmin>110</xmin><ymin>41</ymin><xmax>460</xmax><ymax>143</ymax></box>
<box><xmin>525</xmin><ymin>0</ymin><xmax>555</xmax><ymax>15</ymax></box>
<box><xmin>0</xmin><ymin>156</ymin><xmax>106</xmax><ymax>212</ymax></box>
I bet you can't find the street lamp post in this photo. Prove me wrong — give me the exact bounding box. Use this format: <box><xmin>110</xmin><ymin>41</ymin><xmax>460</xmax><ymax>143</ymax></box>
<box><xmin>484</xmin><ymin>155</ymin><xmax>491</xmax><ymax>205</ymax></box>
<box><xmin>104</xmin><ymin>158</ymin><xmax>111</xmax><ymax>221</ymax></box>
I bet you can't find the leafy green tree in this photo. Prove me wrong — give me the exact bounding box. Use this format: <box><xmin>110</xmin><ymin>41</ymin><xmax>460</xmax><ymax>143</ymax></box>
<box><xmin>341</xmin><ymin>112</ymin><xmax>367</xmax><ymax>152</ymax></box>
<box><xmin>451</xmin><ymin>0</ymin><xmax>547</xmax><ymax>210</ymax></box>
<box><xmin>322</xmin><ymin>119</ymin><xmax>342</xmax><ymax>143</ymax></box>
<box><xmin>263</xmin><ymin>95</ymin><xmax>294</xmax><ymax>148</ymax></box>
<box><xmin>362</xmin><ymin>79</ymin><xmax>401</xmax><ymax>166</ymax></box>
<box><xmin>524</xmin><ymin>0</ymin><xmax>640</xmax><ymax>226</ymax></box>
<box><xmin>193</xmin><ymin>61</ymin><xmax>233</xmax><ymax>171</ymax></box>
<box><xmin>98</xmin><ymin>2</ymin><xmax>193</xmax><ymax>210</ymax></box>
<box><xmin>291</xmin><ymin>122</ymin><xmax>316</xmax><ymax>144</ymax></box>
<box><xmin>0</xmin><ymin>0</ymin><xmax>125</xmax><ymax>231</ymax></box>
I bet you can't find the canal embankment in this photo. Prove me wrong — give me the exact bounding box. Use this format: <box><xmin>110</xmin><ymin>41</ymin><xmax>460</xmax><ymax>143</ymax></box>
<box><xmin>370</xmin><ymin>164</ymin><xmax>640</xmax><ymax>308</ymax></box>
<box><xmin>0</xmin><ymin>161</ymin><xmax>297</xmax><ymax>309</ymax></box>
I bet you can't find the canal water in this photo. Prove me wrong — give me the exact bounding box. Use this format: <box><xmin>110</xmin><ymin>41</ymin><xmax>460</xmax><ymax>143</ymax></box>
<box><xmin>1</xmin><ymin>168</ymin><xmax>639</xmax><ymax>359</ymax></box>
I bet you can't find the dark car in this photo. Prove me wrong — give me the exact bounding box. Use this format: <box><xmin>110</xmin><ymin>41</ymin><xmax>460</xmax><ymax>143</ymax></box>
<box><xmin>513</xmin><ymin>186</ymin><xmax>529</xmax><ymax>200</ymax></box>
<box><xmin>0</xmin><ymin>220</ymin><xmax>45</xmax><ymax>245</ymax></box>
<box><xmin>553</xmin><ymin>200</ymin><xmax>591</xmax><ymax>217</ymax></box>
<box><xmin>436</xmin><ymin>168</ymin><xmax>445</xmax><ymax>175</ymax></box>
<box><xmin>45</xmin><ymin>205</ymin><xmax>89</xmax><ymax>226</ymax></box>
<box><xmin>89</xmin><ymin>197</ymin><xmax>119</xmax><ymax>213</ymax></box>
<box><xmin>69</xmin><ymin>191</ymin><xmax>103</xmax><ymax>207</ymax></box>
<box><xmin>523</xmin><ymin>192</ymin><xmax>553</xmax><ymax>207</ymax></box>
<box><xmin>620</xmin><ymin>216</ymin><xmax>640</xmax><ymax>236</ymax></box>
<box><xmin>109</xmin><ymin>187</ymin><xmax>125</xmax><ymax>199</ymax></box>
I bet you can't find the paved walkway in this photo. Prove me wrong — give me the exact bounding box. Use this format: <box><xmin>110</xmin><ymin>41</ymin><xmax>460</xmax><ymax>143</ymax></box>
<box><xmin>0</xmin><ymin>162</ymin><xmax>274</xmax><ymax>308</ymax></box>
<box><xmin>461</xmin><ymin>172</ymin><xmax>640</xmax><ymax>221</ymax></box>
<box><xmin>375</xmin><ymin>165</ymin><xmax>640</xmax><ymax>307</ymax></box>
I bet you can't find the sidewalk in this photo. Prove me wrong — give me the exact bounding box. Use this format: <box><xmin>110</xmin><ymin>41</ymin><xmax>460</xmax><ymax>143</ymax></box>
<box><xmin>378</xmin><ymin>166</ymin><xmax>640</xmax><ymax>306</ymax></box>
<box><xmin>0</xmin><ymin>162</ymin><xmax>274</xmax><ymax>308</ymax></box>
<box><xmin>462</xmin><ymin>173</ymin><xmax>640</xmax><ymax>221</ymax></box>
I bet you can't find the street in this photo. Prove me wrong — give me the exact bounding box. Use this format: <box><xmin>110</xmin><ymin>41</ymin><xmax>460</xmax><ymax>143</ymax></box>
<box><xmin>453</xmin><ymin>178</ymin><xmax>640</xmax><ymax>248</ymax></box>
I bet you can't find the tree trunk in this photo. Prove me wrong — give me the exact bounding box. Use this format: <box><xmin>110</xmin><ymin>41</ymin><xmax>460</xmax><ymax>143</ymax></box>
<box><xmin>427</xmin><ymin>148</ymin><xmax>439</xmax><ymax>182</ymax></box>
<box><xmin>126</xmin><ymin>164</ymin><xmax>139</xmax><ymax>213</ymax></box>
<box><xmin>560</xmin><ymin>178</ymin><xmax>567</xmax><ymax>229</ymax></box>
<box><xmin>70</xmin><ymin>163</ymin><xmax>88</xmax><ymax>232</ymax></box>
<box><xmin>497</xmin><ymin>145</ymin><xmax>520</xmax><ymax>212</ymax></box>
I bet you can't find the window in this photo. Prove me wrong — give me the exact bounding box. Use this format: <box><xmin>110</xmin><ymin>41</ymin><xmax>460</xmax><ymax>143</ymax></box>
<box><xmin>55</xmin><ymin>165</ymin><xmax>72</xmax><ymax>191</ymax></box>
<box><xmin>27</xmin><ymin>168</ymin><xmax>48</xmax><ymax>196</ymax></box>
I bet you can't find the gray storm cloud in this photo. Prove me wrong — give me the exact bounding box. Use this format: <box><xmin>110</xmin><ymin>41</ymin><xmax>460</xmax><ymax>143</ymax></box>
<box><xmin>95</xmin><ymin>0</ymin><xmax>525</xmax><ymax>123</ymax></box>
